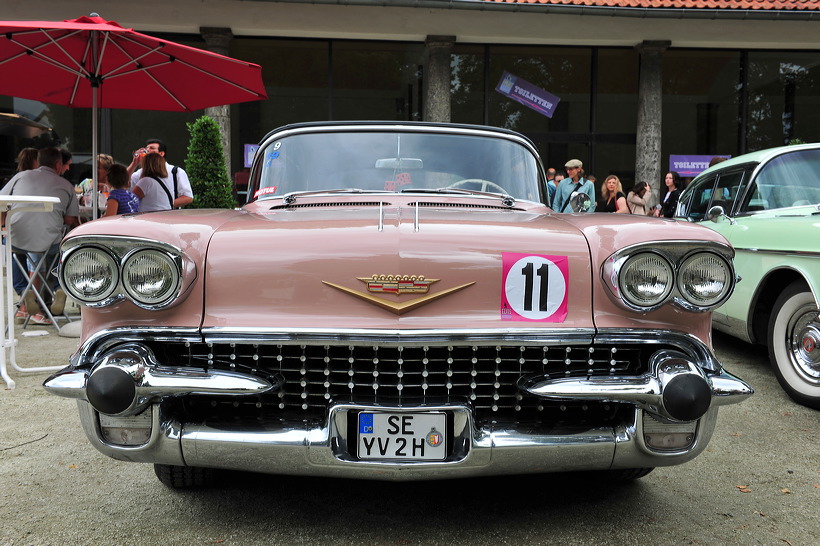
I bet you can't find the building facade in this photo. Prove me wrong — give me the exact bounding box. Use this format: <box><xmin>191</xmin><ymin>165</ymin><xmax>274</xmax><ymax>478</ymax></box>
<box><xmin>3</xmin><ymin>0</ymin><xmax>820</xmax><ymax>204</ymax></box>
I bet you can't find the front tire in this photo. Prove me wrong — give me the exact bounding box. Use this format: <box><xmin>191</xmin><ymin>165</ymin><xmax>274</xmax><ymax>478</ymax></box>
<box><xmin>767</xmin><ymin>282</ymin><xmax>820</xmax><ymax>409</ymax></box>
<box><xmin>154</xmin><ymin>464</ymin><xmax>215</xmax><ymax>489</ymax></box>
<box><xmin>603</xmin><ymin>467</ymin><xmax>654</xmax><ymax>482</ymax></box>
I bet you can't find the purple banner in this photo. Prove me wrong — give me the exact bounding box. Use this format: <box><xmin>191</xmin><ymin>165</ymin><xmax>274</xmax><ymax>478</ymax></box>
<box><xmin>244</xmin><ymin>144</ymin><xmax>260</xmax><ymax>168</ymax></box>
<box><xmin>670</xmin><ymin>154</ymin><xmax>731</xmax><ymax>177</ymax></box>
<box><xmin>495</xmin><ymin>71</ymin><xmax>560</xmax><ymax>119</ymax></box>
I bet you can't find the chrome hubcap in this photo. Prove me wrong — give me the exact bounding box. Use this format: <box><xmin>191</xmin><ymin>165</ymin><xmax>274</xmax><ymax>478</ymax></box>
<box><xmin>788</xmin><ymin>307</ymin><xmax>820</xmax><ymax>384</ymax></box>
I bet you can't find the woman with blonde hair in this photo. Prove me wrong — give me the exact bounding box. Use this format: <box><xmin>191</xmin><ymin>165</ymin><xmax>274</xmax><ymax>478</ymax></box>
<box><xmin>600</xmin><ymin>175</ymin><xmax>629</xmax><ymax>213</ymax></box>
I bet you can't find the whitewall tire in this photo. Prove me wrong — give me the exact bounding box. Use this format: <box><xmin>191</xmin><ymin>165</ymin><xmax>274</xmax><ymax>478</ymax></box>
<box><xmin>767</xmin><ymin>282</ymin><xmax>820</xmax><ymax>409</ymax></box>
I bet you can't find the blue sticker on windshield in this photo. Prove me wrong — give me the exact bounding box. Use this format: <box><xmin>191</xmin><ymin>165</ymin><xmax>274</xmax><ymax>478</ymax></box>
<box><xmin>265</xmin><ymin>151</ymin><xmax>280</xmax><ymax>167</ymax></box>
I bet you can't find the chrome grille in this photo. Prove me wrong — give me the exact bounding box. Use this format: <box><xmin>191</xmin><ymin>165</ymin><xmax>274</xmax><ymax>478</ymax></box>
<box><xmin>157</xmin><ymin>341</ymin><xmax>651</xmax><ymax>424</ymax></box>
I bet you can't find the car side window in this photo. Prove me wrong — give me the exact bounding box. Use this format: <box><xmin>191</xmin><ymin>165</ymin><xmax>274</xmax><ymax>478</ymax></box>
<box><xmin>677</xmin><ymin>175</ymin><xmax>716</xmax><ymax>222</ymax></box>
<box><xmin>743</xmin><ymin>149</ymin><xmax>820</xmax><ymax>211</ymax></box>
<box><xmin>712</xmin><ymin>170</ymin><xmax>745</xmax><ymax>214</ymax></box>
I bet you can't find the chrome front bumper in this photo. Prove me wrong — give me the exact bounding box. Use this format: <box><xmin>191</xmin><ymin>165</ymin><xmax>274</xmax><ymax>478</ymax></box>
<box><xmin>69</xmin><ymin>398</ymin><xmax>728</xmax><ymax>481</ymax></box>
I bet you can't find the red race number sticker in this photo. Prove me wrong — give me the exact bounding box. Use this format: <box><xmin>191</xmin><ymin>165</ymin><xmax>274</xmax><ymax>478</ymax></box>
<box><xmin>500</xmin><ymin>253</ymin><xmax>568</xmax><ymax>322</ymax></box>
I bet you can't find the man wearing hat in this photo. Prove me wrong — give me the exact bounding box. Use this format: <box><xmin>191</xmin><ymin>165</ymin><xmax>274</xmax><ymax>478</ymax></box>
<box><xmin>552</xmin><ymin>159</ymin><xmax>596</xmax><ymax>213</ymax></box>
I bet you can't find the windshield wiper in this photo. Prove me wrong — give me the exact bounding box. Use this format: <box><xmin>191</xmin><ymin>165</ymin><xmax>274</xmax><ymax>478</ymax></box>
<box><xmin>281</xmin><ymin>188</ymin><xmax>390</xmax><ymax>205</ymax></box>
<box><xmin>401</xmin><ymin>187</ymin><xmax>516</xmax><ymax>207</ymax></box>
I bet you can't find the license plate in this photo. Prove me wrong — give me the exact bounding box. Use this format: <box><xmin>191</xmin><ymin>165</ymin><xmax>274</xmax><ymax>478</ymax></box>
<box><xmin>357</xmin><ymin>412</ymin><xmax>447</xmax><ymax>461</ymax></box>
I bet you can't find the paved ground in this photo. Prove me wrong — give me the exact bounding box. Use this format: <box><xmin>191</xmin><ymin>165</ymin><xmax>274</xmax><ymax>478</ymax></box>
<box><xmin>1</xmin><ymin>327</ymin><xmax>818</xmax><ymax>545</ymax></box>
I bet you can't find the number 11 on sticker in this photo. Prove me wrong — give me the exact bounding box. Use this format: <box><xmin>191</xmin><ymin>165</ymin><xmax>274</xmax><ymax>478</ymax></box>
<box><xmin>500</xmin><ymin>253</ymin><xmax>569</xmax><ymax>322</ymax></box>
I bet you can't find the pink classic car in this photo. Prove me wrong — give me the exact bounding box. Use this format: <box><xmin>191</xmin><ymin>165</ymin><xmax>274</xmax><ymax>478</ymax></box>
<box><xmin>45</xmin><ymin>122</ymin><xmax>752</xmax><ymax>488</ymax></box>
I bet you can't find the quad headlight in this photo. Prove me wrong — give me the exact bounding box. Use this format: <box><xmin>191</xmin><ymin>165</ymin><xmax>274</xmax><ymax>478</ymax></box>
<box><xmin>59</xmin><ymin>237</ymin><xmax>191</xmax><ymax>309</ymax></box>
<box><xmin>61</xmin><ymin>246</ymin><xmax>120</xmax><ymax>303</ymax></box>
<box><xmin>618</xmin><ymin>253</ymin><xmax>674</xmax><ymax>308</ymax></box>
<box><xmin>122</xmin><ymin>249</ymin><xmax>181</xmax><ymax>306</ymax></box>
<box><xmin>603</xmin><ymin>242</ymin><xmax>735</xmax><ymax>313</ymax></box>
<box><xmin>676</xmin><ymin>252</ymin><xmax>733</xmax><ymax>309</ymax></box>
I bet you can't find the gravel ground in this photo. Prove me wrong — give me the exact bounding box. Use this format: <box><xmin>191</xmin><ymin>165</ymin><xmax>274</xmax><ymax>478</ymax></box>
<box><xmin>1</xmin><ymin>328</ymin><xmax>818</xmax><ymax>545</ymax></box>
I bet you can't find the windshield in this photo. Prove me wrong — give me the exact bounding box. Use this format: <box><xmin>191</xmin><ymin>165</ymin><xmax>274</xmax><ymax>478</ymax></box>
<box><xmin>251</xmin><ymin>130</ymin><xmax>545</xmax><ymax>203</ymax></box>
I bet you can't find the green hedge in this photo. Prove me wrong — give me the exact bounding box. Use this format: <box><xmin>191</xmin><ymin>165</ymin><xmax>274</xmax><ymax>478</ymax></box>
<box><xmin>185</xmin><ymin>115</ymin><xmax>237</xmax><ymax>209</ymax></box>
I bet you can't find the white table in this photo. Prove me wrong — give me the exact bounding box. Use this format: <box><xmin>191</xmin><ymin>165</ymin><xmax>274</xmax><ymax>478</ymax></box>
<box><xmin>0</xmin><ymin>195</ymin><xmax>62</xmax><ymax>389</ymax></box>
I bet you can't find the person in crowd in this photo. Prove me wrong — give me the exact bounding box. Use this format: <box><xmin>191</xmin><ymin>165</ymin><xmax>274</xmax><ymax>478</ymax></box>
<box><xmin>627</xmin><ymin>181</ymin><xmax>651</xmax><ymax>215</ymax></box>
<box><xmin>78</xmin><ymin>154</ymin><xmax>114</xmax><ymax>213</ymax></box>
<box><xmin>709</xmin><ymin>156</ymin><xmax>728</xmax><ymax>168</ymax></box>
<box><xmin>103</xmin><ymin>163</ymin><xmax>140</xmax><ymax>217</ymax></box>
<box><xmin>0</xmin><ymin>147</ymin><xmax>79</xmax><ymax>324</ymax></box>
<box><xmin>9</xmin><ymin>148</ymin><xmax>40</xmax><ymax>312</ymax></box>
<box><xmin>600</xmin><ymin>175</ymin><xmax>629</xmax><ymax>213</ymax></box>
<box><xmin>552</xmin><ymin>159</ymin><xmax>596</xmax><ymax>213</ymax></box>
<box><xmin>550</xmin><ymin>173</ymin><xmax>564</xmax><ymax>204</ymax></box>
<box><xmin>128</xmin><ymin>138</ymin><xmax>193</xmax><ymax>209</ymax></box>
<box><xmin>132</xmin><ymin>152</ymin><xmax>178</xmax><ymax>212</ymax></box>
<box><xmin>15</xmin><ymin>148</ymin><xmax>38</xmax><ymax>172</ymax></box>
<box><xmin>653</xmin><ymin>171</ymin><xmax>682</xmax><ymax>218</ymax></box>
<box><xmin>59</xmin><ymin>148</ymin><xmax>72</xmax><ymax>177</ymax></box>
<box><xmin>546</xmin><ymin>167</ymin><xmax>557</xmax><ymax>201</ymax></box>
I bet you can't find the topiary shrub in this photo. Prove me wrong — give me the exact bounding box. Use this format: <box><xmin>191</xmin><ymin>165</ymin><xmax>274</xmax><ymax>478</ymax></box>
<box><xmin>185</xmin><ymin>115</ymin><xmax>237</xmax><ymax>209</ymax></box>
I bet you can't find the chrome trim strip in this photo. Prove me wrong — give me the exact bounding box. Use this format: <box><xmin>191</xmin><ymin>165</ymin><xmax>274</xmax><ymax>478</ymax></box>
<box><xmin>62</xmin><ymin>326</ymin><xmax>719</xmax><ymax>371</ymax></box>
<box><xmin>733</xmin><ymin>247</ymin><xmax>820</xmax><ymax>259</ymax></box>
<box><xmin>200</xmin><ymin>326</ymin><xmax>597</xmax><ymax>346</ymax></box>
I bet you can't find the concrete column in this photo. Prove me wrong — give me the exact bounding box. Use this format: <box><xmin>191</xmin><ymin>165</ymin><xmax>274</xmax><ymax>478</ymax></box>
<box><xmin>200</xmin><ymin>27</ymin><xmax>234</xmax><ymax>176</ymax></box>
<box><xmin>634</xmin><ymin>40</ymin><xmax>670</xmax><ymax>210</ymax></box>
<box><xmin>424</xmin><ymin>35</ymin><xmax>456</xmax><ymax>123</ymax></box>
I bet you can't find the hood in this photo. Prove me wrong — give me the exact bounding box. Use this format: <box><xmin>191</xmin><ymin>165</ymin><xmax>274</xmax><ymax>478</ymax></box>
<box><xmin>203</xmin><ymin>203</ymin><xmax>593</xmax><ymax>330</ymax></box>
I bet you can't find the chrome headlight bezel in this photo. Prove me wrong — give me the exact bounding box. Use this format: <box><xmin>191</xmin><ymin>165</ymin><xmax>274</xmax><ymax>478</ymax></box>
<box><xmin>602</xmin><ymin>241</ymin><xmax>735</xmax><ymax>313</ymax></box>
<box><xmin>59</xmin><ymin>236</ymin><xmax>194</xmax><ymax>310</ymax></box>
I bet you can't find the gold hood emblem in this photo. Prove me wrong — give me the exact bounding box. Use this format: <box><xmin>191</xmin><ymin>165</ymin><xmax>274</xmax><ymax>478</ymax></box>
<box><xmin>323</xmin><ymin>274</ymin><xmax>474</xmax><ymax>315</ymax></box>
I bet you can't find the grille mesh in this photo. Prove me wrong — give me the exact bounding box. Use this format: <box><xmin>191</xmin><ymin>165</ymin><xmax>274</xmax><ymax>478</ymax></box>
<box><xmin>158</xmin><ymin>342</ymin><xmax>650</xmax><ymax>424</ymax></box>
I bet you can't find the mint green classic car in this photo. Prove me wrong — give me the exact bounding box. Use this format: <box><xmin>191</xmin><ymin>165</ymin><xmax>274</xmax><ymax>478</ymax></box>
<box><xmin>677</xmin><ymin>144</ymin><xmax>820</xmax><ymax>409</ymax></box>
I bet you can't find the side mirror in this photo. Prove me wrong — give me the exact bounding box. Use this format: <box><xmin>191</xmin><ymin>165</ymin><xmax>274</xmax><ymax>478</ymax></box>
<box><xmin>707</xmin><ymin>205</ymin><xmax>736</xmax><ymax>225</ymax></box>
<box><xmin>569</xmin><ymin>192</ymin><xmax>592</xmax><ymax>213</ymax></box>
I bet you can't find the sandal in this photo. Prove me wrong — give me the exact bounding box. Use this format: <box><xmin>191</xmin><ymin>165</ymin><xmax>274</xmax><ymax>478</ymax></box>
<box><xmin>30</xmin><ymin>313</ymin><xmax>52</xmax><ymax>325</ymax></box>
<box><xmin>15</xmin><ymin>310</ymin><xmax>29</xmax><ymax>324</ymax></box>
<box><xmin>51</xmin><ymin>289</ymin><xmax>67</xmax><ymax>315</ymax></box>
<box><xmin>24</xmin><ymin>291</ymin><xmax>41</xmax><ymax>315</ymax></box>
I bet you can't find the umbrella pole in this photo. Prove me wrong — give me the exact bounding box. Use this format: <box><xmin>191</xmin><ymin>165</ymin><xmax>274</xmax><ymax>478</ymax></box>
<box><xmin>92</xmin><ymin>85</ymin><xmax>99</xmax><ymax>220</ymax></box>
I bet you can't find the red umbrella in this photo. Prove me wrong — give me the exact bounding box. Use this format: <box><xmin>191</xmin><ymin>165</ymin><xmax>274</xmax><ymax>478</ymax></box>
<box><xmin>0</xmin><ymin>13</ymin><xmax>267</xmax><ymax>216</ymax></box>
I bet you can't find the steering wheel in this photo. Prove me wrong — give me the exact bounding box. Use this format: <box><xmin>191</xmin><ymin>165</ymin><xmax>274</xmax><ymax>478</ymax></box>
<box><xmin>447</xmin><ymin>179</ymin><xmax>509</xmax><ymax>194</ymax></box>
